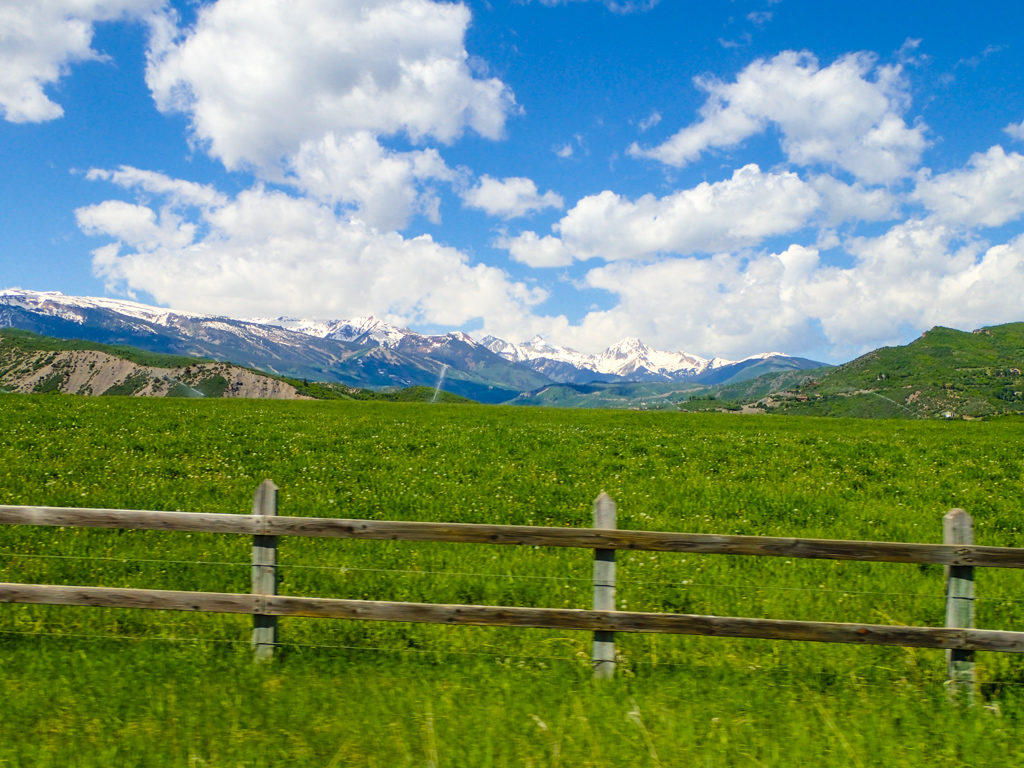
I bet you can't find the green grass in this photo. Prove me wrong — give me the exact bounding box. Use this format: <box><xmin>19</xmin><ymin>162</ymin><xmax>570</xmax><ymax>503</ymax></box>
<box><xmin>3</xmin><ymin>395</ymin><xmax>1024</xmax><ymax>765</ymax></box>
<box><xmin>759</xmin><ymin>323</ymin><xmax>1024</xmax><ymax>419</ymax></box>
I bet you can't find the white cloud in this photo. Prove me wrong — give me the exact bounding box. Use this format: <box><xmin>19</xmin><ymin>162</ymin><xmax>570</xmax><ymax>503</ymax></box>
<box><xmin>1006</xmin><ymin>120</ymin><xmax>1024</xmax><ymax>142</ymax></box>
<box><xmin>913</xmin><ymin>146</ymin><xmax>1024</xmax><ymax>228</ymax></box>
<box><xmin>462</xmin><ymin>176</ymin><xmax>563</xmax><ymax>219</ymax></box>
<box><xmin>547</xmin><ymin>221</ymin><xmax>1024</xmax><ymax>361</ymax></box>
<box><xmin>287</xmin><ymin>131</ymin><xmax>454</xmax><ymax>230</ymax></box>
<box><xmin>562</xmin><ymin>245</ymin><xmax>824</xmax><ymax>358</ymax></box>
<box><xmin>143</xmin><ymin>0</ymin><xmax>517</xmax><ymax>231</ymax></box>
<box><xmin>808</xmin><ymin>175</ymin><xmax>897</xmax><ymax>226</ymax></box>
<box><xmin>552</xmin><ymin>147</ymin><xmax>1024</xmax><ymax>360</ymax></box>
<box><xmin>146</xmin><ymin>0</ymin><xmax>516</xmax><ymax>170</ymax></box>
<box><xmin>553</xmin><ymin>164</ymin><xmax>821</xmax><ymax>261</ymax></box>
<box><xmin>629</xmin><ymin>51</ymin><xmax>927</xmax><ymax>183</ymax></box>
<box><xmin>78</xmin><ymin>172</ymin><xmax>546</xmax><ymax>326</ymax></box>
<box><xmin>498</xmin><ymin>231</ymin><xmax>575</xmax><ymax>267</ymax></box>
<box><xmin>638</xmin><ymin>111</ymin><xmax>661</xmax><ymax>132</ymax></box>
<box><xmin>76</xmin><ymin>200</ymin><xmax>196</xmax><ymax>251</ymax></box>
<box><xmin>85</xmin><ymin>166</ymin><xmax>227</xmax><ymax>208</ymax></box>
<box><xmin>0</xmin><ymin>0</ymin><xmax>161</xmax><ymax>123</ymax></box>
<box><xmin>803</xmin><ymin>220</ymin><xmax>968</xmax><ymax>348</ymax></box>
<box><xmin>801</xmin><ymin>220</ymin><xmax>1024</xmax><ymax>352</ymax></box>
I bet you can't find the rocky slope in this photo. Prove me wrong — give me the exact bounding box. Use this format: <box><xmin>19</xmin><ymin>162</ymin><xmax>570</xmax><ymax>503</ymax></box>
<box><xmin>0</xmin><ymin>335</ymin><xmax>310</xmax><ymax>399</ymax></box>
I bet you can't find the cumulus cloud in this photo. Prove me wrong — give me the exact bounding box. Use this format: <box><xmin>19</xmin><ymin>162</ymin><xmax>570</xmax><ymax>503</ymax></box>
<box><xmin>497</xmin><ymin>166</ymin><xmax>898</xmax><ymax>272</ymax></box>
<box><xmin>77</xmin><ymin>200</ymin><xmax>197</xmax><ymax>252</ymax></box>
<box><xmin>287</xmin><ymin>132</ymin><xmax>454</xmax><ymax>230</ymax></box>
<box><xmin>0</xmin><ymin>0</ymin><xmax>161</xmax><ymax>123</ymax></box>
<box><xmin>1006</xmin><ymin>120</ymin><xmax>1024</xmax><ymax>142</ymax></box>
<box><xmin>552</xmin><ymin>164</ymin><xmax>821</xmax><ymax>261</ymax></box>
<box><xmin>85</xmin><ymin>166</ymin><xmax>227</xmax><ymax>208</ymax></box>
<box><xmin>549</xmin><ymin>245</ymin><xmax>825</xmax><ymax>358</ymax></box>
<box><xmin>78</xmin><ymin>170</ymin><xmax>546</xmax><ymax>326</ymax></box>
<box><xmin>462</xmin><ymin>176</ymin><xmax>563</xmax><ymax>219</ymax></box>
<box><xmin>146</xmin><ymin>0</ymin><xmax>515</xmax><ymax>170</ymax></box>
<box><xmin>551</xmin><ymin>221</ymin><xmax>1024</xmax><ymax>361</ymax></box>
<box><xmin>512</xmin><ymin>142</ymin><xmax>1024</xmax><ymax>358</ymax></box>
<box><xmin>498</xmin><ymin>231</ymin><xmax>575</xmax><ymax>267</ymax></box>
<box><xmin>142</xmin><ymin>0</ymin><xmax>517</xmax><ymax>230</ymax></box>
<box><xmin>808</xmin><ymin>175</ymin><xmax>898</xmax><ymax>226</ymax></box>
<box><xmin>629</xmin><ymin>51</ymin><xmax>927</xmax><ymax>183</ymax></box>
<box><xmin>913</xmin><ymin>146</ymin><xmax>1024</xmax><ymax>227</ymax></box>
<box><xmin>801</xmin><ymin>221</ymin><xmax>1024</xmax><ymax>352</ymax></box>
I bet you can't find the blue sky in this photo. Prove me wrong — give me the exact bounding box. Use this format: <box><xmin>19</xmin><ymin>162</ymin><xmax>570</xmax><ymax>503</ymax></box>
<box><xmin>3</xmin><ymin>0</ymin><xmax>1024</xmax><ymax>363</ymax></box>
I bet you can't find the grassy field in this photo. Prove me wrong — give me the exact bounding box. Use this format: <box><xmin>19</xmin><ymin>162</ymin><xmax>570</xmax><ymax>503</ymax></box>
<box><xmin>3</xmin><ymin>394</ymin><xmax>1024</xmax><ymax>765</ymax></box>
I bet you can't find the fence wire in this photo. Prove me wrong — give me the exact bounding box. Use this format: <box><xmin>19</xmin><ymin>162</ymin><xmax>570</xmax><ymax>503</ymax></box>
<box><xmin>6</xmin><ymin>549</ymin><xmax>1024</xmax><ymax>604</ymax></box>
<box><xmin>0</xmin><ymin>627</ymin><xmax>583</xmax><ymax>664</ymax></box>
<box><xmin>6</xmin><ymin>625</ymin><xmax>1024</xmax><ymax>688</ymax></box>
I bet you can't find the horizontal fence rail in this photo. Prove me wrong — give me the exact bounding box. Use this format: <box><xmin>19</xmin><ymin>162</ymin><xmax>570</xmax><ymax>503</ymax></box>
<box><xmin>4</xmin><ymin>582</ymin><xmax>1024</xmax><ymax>654</ymax></box>
<box><xmin>2</xmin><ymin>505</ymin><xmax>1024</xmax><ymax>568</ymax></box>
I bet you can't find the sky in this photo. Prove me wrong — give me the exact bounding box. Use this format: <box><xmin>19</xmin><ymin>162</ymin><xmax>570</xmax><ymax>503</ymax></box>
<box><xmin>2</xmin><ymin>0</ymin><xmax>1024</xmax><ymax>364</ymax></box>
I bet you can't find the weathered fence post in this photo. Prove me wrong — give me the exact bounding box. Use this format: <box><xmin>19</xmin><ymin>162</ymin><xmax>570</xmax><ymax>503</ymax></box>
<box><xmin>593</xmin><ymin>492</ymin><xmax>617</xmax><ymax>679</ymax></box>
<box><xmin>252</xmin><ymin>480</ymin><xmax>278</xmax><ymax>662</ymax></box>
<box><xmin>944</xmin><ymin>508</ymin><xmax>975</xmax><ymax>700</ymax></box>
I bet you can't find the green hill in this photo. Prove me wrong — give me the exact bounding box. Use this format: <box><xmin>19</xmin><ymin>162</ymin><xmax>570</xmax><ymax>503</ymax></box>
<box><xmin>749</xmin><ymin>323</ymin><xmax>1024</xmax><ymax>419</ymax></box>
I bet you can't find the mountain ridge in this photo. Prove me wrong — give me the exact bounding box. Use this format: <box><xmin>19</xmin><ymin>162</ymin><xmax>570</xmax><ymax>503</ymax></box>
<box><xmin>0</xmin><ymin>289</ymin><xmax>824</xmax><ymax>400</ymax></box>
<box><xmin>686</xmin><ymin>323</ymin><xmax>1024</xmax><ymax>419</ymax></box>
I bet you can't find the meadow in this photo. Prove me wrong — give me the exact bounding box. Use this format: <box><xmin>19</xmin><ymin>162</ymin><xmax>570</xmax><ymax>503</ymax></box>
<box><xmin>3</xmin><ymin>394</ymin><xmax>1024</xmax><ymax>765</ymax></box>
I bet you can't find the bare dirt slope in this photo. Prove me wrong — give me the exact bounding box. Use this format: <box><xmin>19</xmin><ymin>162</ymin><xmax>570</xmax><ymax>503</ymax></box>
<box><xmin>0</xmin><ymin>348</ymin><xmax>311</xmax><ymax>399</ymax></box>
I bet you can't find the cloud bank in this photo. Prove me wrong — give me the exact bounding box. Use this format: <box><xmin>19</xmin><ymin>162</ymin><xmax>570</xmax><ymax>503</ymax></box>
<box><xmin>78</xmin><ymin>168</ymin><xmax>547</xmax><ymax>331</ymax></box>
<box><xmin>0</xmin><ymin>0</ymin><xmax>161</xmax><ymax>123</ymax></box>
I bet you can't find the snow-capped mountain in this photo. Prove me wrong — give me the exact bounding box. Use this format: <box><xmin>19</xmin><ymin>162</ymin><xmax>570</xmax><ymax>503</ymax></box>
<box><xmin>480</xmin><ymin>333</ymin><xmax>787</xmax><ymax>384</ymax></box>
<box><xmin>592</xmin><ymin>337</ymin><xmax>712</xmax><ymax>379</ymax></box>
<box><xmin>0</xmin><ymin>289</ymin><xmax>200</xmax><ymax>327</ymax></box>
<box><xmin>253</xmin><ymin>315</ymin><xmax>411</xmax><ymax>348</ymax></box>
<box><xmin>1</xmin><ymin>289</ymin><xmax>825</xmax><ymax>400</ymax></box>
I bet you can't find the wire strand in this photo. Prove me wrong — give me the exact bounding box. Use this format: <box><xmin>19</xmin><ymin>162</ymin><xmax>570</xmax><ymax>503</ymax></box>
<box><xmin>0</xmin><ymin>627</ymin><xmax>247</xmax><ymax>645</ymax></box>
<box><xmin>0</xmin><ymin>551</ymin><xmax>247</xmax><ymax>568</ymax></box>
<box><xmin>5</xmin><ymin>551</ymin><xmax>1024</xmax><ymax>603</ymax></box>
<box><xmin>0</xmin><ymin>627</ymin><xmax>582</xmax><ymax>663</ymax></box>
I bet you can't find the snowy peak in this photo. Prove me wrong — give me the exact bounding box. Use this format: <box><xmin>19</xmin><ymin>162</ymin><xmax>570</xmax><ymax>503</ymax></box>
<box><xmin>480</xmin><ymin>335</ymin><xmax>523</xmax><ymax>361</ymax></box>
<box><xmin>0</xmin><ymin>288</ymin><xmax>207</xmax><ymax>327</ymax></box>
<box><xmin>485</xmin><ymin>333</ymin><xmax>721</xmax><ymax>381</ymax></box>
<box><xmin>604</xmin><ymin>337</ymin><xmax>649</xmax><ymax>357</ymax></box>
<box><xmin>254</xmin><ymin>314</ymin><xmax>412</xmax><ymax>348</ymax></box>
<box><xmin>482</xmin><ymin>334</ymin><xmax>591</xmax><ymax>368</ymax></box>
<box><xmin>594</xmin><ymin>338</ymin><xmax>711</xmax><ymax>379</ymax></box>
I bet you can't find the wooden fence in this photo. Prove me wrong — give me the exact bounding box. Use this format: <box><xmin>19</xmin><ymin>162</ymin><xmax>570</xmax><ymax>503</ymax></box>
<box><xmin>3</xmin><ymin>480</ymin><xmax>1024</xmax><ymax>696</ymax></box>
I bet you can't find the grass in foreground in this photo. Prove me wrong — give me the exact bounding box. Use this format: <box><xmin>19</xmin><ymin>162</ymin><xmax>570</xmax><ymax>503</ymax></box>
<box><xmin>2</xmin><ymin>395</ymin><xmax>1024</xmax><ymax>764</ymax></box>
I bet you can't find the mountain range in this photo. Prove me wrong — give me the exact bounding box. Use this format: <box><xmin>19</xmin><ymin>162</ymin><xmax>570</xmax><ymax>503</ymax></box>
<box><xmin>0</xmin><ymin>289</ymin><xmax>824</xmax><ymax>403</ymax></box>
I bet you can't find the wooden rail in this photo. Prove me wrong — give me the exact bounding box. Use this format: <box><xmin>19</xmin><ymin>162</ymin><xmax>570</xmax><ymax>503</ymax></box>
<box><xmin>3</xmin><ymin>582</ymin><xmax>1024</xmax><ymax>654</ymax></box>
<box><xmin>2</xmin><ymin>505</ymin><xmax>1023</xmax><ymax>568</ymax></box>
<box><xmin>2</xmin><ymin>486</ymin><xmax>1022</xmax><ymax>696</ymax></box>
